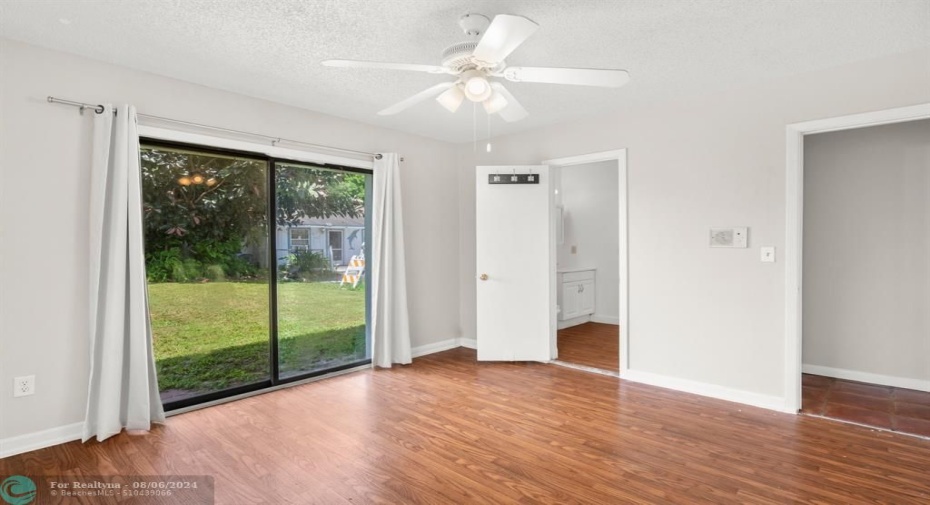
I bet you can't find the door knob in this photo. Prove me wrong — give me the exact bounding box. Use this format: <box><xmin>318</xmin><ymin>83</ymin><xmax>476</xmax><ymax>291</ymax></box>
<box><xmin>479</xmin><ymin>273</ymin><xmax>489</xmax><ymax>281</ymax></box>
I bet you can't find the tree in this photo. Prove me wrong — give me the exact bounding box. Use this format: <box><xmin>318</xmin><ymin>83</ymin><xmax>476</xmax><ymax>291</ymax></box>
<box><xmin>275</xmin><ymin>163</ymin><xmax>365</xmax><ymax>226</ymax></box>
<box><xmin>140</xmin><ymin>147</ymin><xmax>364</xmax><ymax>280</ymax></box>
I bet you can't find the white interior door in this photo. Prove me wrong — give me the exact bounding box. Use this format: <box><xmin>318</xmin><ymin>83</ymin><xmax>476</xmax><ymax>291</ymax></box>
<box><xmin>476</xmin><ymin>165</ymin><xmax>553</xmax><ymax>361</ymax></box>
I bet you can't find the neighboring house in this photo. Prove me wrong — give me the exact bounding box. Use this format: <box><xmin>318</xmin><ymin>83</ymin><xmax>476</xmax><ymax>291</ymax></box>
<box><xmin>276</xmin><ymin>216</ymin><xmax>365</xmax><ymax>268</ymax></box>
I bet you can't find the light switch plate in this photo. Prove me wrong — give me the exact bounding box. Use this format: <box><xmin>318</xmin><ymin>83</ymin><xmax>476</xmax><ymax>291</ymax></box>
<box><xmin>733</xmin><ymin>228</ymin><xmax>748</xmax><ymax>248</ymax></box>
<box><xmin>761</xmin><ymin>246</ymin><xmax>776</xmax><ymax>263</ymax></box>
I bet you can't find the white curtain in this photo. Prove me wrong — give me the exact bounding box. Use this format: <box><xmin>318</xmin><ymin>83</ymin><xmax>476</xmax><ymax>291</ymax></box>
<box><xmin>83</xmin><ymin>104</ymin><xmax>165</xmax><ymax>442</ymax></box>
<box><xmin>371</xmin><ymin>153</ymin><xmax>412</xmax><ymax>367</ymax></box>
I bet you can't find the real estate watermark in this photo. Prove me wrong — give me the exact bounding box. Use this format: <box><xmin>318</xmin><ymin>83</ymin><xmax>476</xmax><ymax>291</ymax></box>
<box><xmin>0</xmin><ymin>475</ymin><xmax>213</xmax><ymax>504</ymax></box>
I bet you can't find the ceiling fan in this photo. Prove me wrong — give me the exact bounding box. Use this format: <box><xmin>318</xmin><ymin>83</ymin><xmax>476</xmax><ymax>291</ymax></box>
<box><xmin>322</xmin><ymin>13</ymin><xmax>630</xmax><ymax>122</ymax></box>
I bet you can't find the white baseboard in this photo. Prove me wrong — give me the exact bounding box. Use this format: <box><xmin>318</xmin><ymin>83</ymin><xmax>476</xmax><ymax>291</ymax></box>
<box><xmin>0</xmin><ymin>422</ymin><xmax>83</xmax><ymax>459</ymax></box>
<box><xmin>803</xmin><ymin>364</ymin><xmax>930</xmax><ymax>393</ymax></box>
<box><xmin>591</xmin><ymin>314</ymin><xmax>620</xmax><ymax>325</ymax></box>
<box><xmin>411</xmin><ymin>338</ymin><xmax>460</xmax><ymax>358</ymax></box>
<box><xmin>622</xmin><ymin>369</ymin><xmax>790</xmax><ymax>413</ymax></box>
<box><xmin>557</xmin><ymin>315</ymin><xmax>592</xmax><ymax>329</ymax></box>
<box><xmin>557</xmin><ymin>314</ymin><xmax>620</xmax><ymax>329</ymax></box>
<box><xmin>411</xmin><ymin>337</ymin><xmax>477</xmax><ymax>358</ymax></box>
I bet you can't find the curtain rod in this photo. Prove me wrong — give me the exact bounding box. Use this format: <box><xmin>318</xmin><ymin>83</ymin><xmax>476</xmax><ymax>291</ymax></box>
<box><xmin>47</xmin><ymin>96</ymin><xmax>383</xmax><ymax>160</ymax></box>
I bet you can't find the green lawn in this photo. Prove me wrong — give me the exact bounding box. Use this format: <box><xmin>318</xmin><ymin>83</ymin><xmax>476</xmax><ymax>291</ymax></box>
<box><xmin>149</xmin><ymin>281</ymin><xmax>366</xmax><ymax>395</ymax></box>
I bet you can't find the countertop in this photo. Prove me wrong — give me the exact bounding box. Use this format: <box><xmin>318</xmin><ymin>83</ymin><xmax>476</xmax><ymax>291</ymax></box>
<box><xmin>557</xmin><ymin>267</ymin><xmax>596</xmax><ymax>274</ymax></box>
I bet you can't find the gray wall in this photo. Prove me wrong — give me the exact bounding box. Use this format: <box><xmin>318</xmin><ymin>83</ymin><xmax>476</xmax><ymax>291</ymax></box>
<box><xmin>803</xmin><ymin>119</ymin><xmax>930</xmax><ymax>383</ymax></box>
<box><xmin>0</xmin><ymin>39</ymin><xmax>461</xmax><ymax>440</ymax></box>
<box><xmin>457</xmin><ymin>47</ymin><xmax>930</xmax><ymax>403</ymax></box>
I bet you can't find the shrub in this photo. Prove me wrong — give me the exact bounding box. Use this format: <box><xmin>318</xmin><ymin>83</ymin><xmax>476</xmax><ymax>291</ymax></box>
<box><xmin>204</xmin><ymin>264</ymin><xmax>226</xmax><ymax>281</ymax></box>
<box><xmin>297</xmin><ymin>251</ymin><xmax>336</xmax><ymax>281</ymax></box>
<box><xmin>225</xmin><ymin>254</ymin><xmax>259</xmax><ymax>280</ymax></box>
<box><xmin>193</xmin><ymin>238</ymin><xmax>243</xmax><ymax>266</ymax></box>
<box><xmin>146</xmin><ymin>248</ymin><xmax>183</xmax><ymax>283</ymax></box>
<box><xmin>146</xmin><ymin>240</ymin><xmax>265</xmax><ymax>282</ymax></box>
<box><xmin>168</xmin><ymin>258</ymin><xmax>202</xmax><ymax>282</ymax></box>
<box><xmin>293</xmin><ymin>250</ymin><xmax>330</xmax><ymax>272</ymax></box>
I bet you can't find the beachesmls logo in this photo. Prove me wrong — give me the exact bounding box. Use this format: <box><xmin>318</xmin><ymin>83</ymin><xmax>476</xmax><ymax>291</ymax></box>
<box><xmin>0</xmin><ymin>476</ymin><xmax>35</xmax><ymax>505</ymax></box>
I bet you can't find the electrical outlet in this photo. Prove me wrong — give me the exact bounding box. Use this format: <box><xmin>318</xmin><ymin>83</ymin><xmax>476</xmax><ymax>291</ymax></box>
<box><xmin>13</xmin><ymin>375</ymin><xmax>35</xmax><ymax>397</ymax></box>
<box><xmin>571</xmin><ymin>245</ymin><xmax>577</xmax><ymax>254</ymax></box>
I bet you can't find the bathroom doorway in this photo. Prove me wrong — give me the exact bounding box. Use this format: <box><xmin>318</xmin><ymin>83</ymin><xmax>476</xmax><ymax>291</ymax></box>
<box><xmin>546</xmin><ymin>151</ymin><xmax>627</xmax><ymax>374</ymax></box>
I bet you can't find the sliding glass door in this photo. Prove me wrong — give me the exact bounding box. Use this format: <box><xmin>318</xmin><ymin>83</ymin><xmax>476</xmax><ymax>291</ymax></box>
<box><xmin>140</xmin><ymin>140</ymin><xmax>371</xmax><ymax>410</ymax></box>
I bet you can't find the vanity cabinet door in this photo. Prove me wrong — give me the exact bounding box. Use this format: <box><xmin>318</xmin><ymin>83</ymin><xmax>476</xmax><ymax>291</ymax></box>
<box><xmin>561</xmin><ymin>281</ymin><xmax>582</xmax><ymax>320</ymax></box>
<box><xmin>578</xmin><ymin>279</ymin><xmax>596</xmax><ymax>316</ymax></box>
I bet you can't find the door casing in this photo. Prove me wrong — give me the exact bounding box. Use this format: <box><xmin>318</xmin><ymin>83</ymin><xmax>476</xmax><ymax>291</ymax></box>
<box><xmin>543</xmin><ymin>150</ymin><xmax>629</xmax><ymax>372</ymax></box>
<box><xmin>783</xmin><ymin>103</ymin><xmax>930</xmax><ymax>413</ymax></box>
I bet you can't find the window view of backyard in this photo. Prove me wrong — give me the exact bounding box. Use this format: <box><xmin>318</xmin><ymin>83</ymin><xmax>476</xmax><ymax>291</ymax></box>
<box><xmin>141</xmin><ymin>144</ymin><xmax>369</xmax><ymax>405</ymax></box>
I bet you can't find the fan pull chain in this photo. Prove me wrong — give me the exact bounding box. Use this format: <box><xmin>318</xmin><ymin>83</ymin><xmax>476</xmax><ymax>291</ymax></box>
<box><xmin>473</xmin><ymin>101</ymin><xmax>477</xmax><ymax>152</ymax></box>
<box><xmin>486</xmin><ymin>111</ymin><xmax>492</xmax><ymax>153</ymax></box>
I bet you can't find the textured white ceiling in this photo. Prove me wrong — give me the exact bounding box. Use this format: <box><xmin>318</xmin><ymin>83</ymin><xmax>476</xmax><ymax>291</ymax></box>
<box><xmin>1</xmin><ymin>0</ymin><xmax>928</xmax><ymax>143</ymax></box>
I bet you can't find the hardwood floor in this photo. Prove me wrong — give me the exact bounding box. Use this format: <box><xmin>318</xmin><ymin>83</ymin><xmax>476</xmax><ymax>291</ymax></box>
<box><xmin>557</xmin><ymin>322</ymin><xmax>619</xmax><ymax>371</ymax></box>
<box><xmin>802</xmin><ymin>373</ymin><xmax>930</xmax><ymax>438</ymax></box>
<box><xmin>3</xmin><ymin>347</ymin><xmax>930</xmax><ymax>504</ymax></box>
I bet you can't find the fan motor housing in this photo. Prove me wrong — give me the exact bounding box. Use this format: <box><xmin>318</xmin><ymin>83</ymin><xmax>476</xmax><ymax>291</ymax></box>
<box><xmin>441</xmin><ymin>41</ymin><xmax>478</xmax><ymax>71</ymax></box>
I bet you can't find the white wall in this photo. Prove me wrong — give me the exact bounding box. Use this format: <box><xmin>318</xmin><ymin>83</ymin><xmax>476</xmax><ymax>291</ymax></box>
<box><xmin>458</xmin><ymin>48</ymin><xmax>930</xmax><ymax>406</ymax></box>
<box><xmin>556</xmin><ymin>161</ymin><xmax>620</xmax><ymax>320</ymax></box>
<box><xmin>0</xmin><ymin>39</ymin><xmax>460</xmax><ymax>441</ymax></box>
<box><xmin>802</xmin><ymin>119</ymin><xmax>930</xmax><ymax>385</ymax></box>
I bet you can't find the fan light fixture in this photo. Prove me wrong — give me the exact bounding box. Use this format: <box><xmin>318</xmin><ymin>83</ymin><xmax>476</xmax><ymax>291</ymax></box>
<box><xmin>436</xmin><ymin>85</ymin><xmax>465</xmax><ymax>112</ymax></box>
<box><xmin>462</xmin><ymin>71</ymin><xmax>492</xmax><ymax>102</ymax></box>
<box><xmin>482</xmin><ymin>90</ymin><xmax>508</xmax><ymax>114</ymax></box>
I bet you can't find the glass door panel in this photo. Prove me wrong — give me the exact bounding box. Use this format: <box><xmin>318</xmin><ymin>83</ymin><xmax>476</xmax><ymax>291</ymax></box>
<box><xmin>275</xmin><ymin>162</ymin><xmax>370</xmax><ymax>379</ymax></box>
<box><xmin>140</xmin><ymin>144</ymin><xmax>270</xmax><ymax>407</ymax></box>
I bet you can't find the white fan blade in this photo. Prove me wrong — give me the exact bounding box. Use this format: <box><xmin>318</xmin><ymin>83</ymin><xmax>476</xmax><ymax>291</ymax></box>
<box><xmin>322</xmin><ymin>59</ymin><xmax>448</xmax><ymax>74</ymax></box>
<box><xmin>472</xmin><ymin>14</ymin><xmax>539</xmax><ymax>65</ymax></box>
<box><xmin>489</xmin><ymin>82</ymin><xmax>528</xmax><ymax>122</ymax></box>
<box><xmin>378</xmin><ymin>82</ymin><xmax>456</xmax><ymax>116</ymax></box>
<box><xmin>503</xmin><ymin>67</ymin><xmax>630</xmax><ymax>87</ymax></box>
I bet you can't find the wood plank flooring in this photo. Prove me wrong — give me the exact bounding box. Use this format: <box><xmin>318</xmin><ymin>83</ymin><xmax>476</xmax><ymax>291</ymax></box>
<box><xmin>557</xmin><ymin>322</ymin><xmax>619</xmax><ymax>371</ymax></box>
<box><xmin>802</xmin><ymin>373</ymin><xmax>930</xmax><ymax>437</ymax></box>
<box><xmin>3</xmin><ymin>347</ymin><xmax>930</xmax><ymax>504</ymax></box>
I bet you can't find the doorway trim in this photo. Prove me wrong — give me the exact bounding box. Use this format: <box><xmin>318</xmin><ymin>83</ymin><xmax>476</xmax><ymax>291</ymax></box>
<box><xmin>783</xmin><ymin>103</ymin><xmax>930</xmax><ymax>413</ymax></box>
<box><xmin>543</xmin><ymin>149</ymin><xmax>629</xmax><ymax>375</ymax></box>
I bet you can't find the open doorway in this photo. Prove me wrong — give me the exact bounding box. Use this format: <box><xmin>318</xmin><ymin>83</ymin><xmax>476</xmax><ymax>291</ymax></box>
<box><xmin>800</xmin><ymin>118</ymin><xmax>930</xmax><ymax>437</ymax></box>
<box><xmin>544</xmin><ymin>150</ymin><xmax>628</xmax><ymax>375</ymax></box>
<box><xmin>785</xmin><ymin>105</ymin><xmax>930</xmax><ymax>437</ymax></box>
<box><xmin>552</xmin><ymin>161</ymin><xmax>620</xmax><ymax>372</ymax></box>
